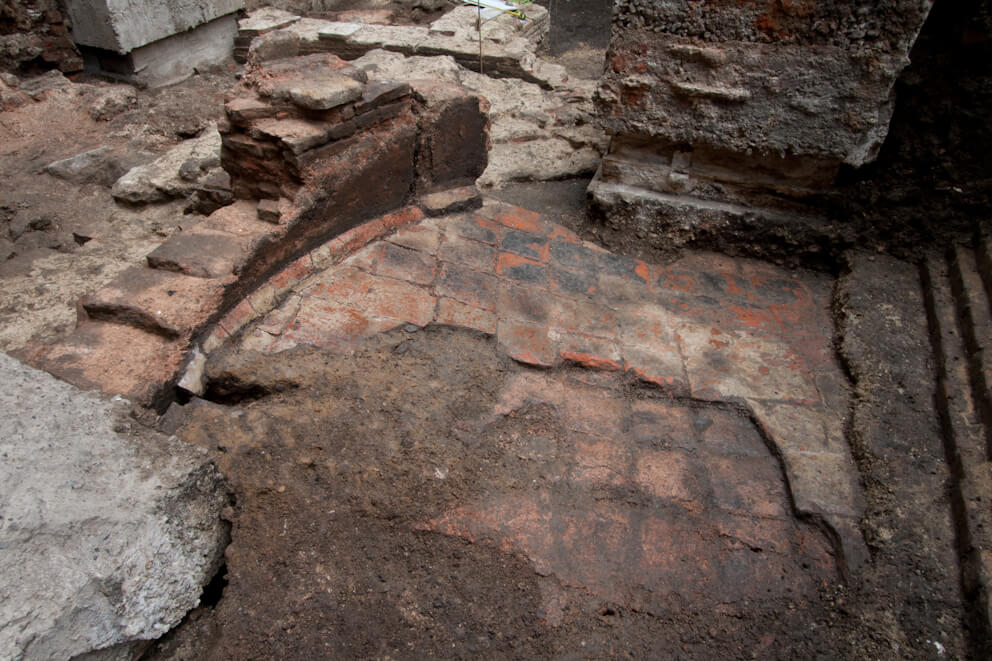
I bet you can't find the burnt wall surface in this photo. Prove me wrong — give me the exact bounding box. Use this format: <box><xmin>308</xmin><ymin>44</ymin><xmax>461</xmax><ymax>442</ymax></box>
<box><xmin>0</xmin><ymin>0</ymin><xmax>81</xmax><ymax>72</ymax></box>
<box><xmin>599</xmin><ymin>0</ymin><xmax>933</xmax><ymax>166</ymax></box>
<box><xmin>590</xmin><ymin>0</ymin><xmax>991</xmax><ymax>265</ymax></box>
<box><xmin>613</xmin><ymin>0</ymin><xmax>931</xmax><ymax>53</ymax></box>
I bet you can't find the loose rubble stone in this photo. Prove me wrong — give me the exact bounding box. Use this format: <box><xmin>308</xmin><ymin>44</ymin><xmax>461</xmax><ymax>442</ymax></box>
<box><xmin>112</xmin><ymin>127</ymin><xmax>222</xmax><ymax>204</ymax></box>
<box><xmin>0</xmin><ymin>352</ymin><xmax>228</xmax><ymax>661</ymax></box>
<box><xmin>45</xmin><ymin>146</ymin><xmax>132</xmax><ymax>187</ymax></box>
<box><xmin>88</xmin><ymin>85</ymin><xmax>138</xmax><ymax>121</ymax></box>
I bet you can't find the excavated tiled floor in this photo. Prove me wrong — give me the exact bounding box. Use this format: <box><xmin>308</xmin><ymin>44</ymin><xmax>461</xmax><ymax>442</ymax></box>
<box><xmin>221</xmin><ymin>198</ymin><xmax>867</xmax><ymax>588</ymax></box>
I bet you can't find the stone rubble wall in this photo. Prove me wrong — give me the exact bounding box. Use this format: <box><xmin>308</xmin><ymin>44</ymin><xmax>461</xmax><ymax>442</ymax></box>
<box><xmin>589</xmin><ymin>0</ymin><xmax>936</xmax><ymax>259</ymax></box>
<box><xmin>19</xmin><ymin>51</ymin><xmax>490</xmax><ymax>411</ymax></box>
<box><xmin>0</xmin><ymin>0</ymin><xmax>82</xmax><ymax>73</ymax></box>
<box><xmin>236</xmin><ymin>4</ymin><xmax>563</xmax><ymax>89</ymax></box>
<box><xmin>233</xmin><ymin>6</ymin><xmax>606</xmax><ymax>187</ymax></box>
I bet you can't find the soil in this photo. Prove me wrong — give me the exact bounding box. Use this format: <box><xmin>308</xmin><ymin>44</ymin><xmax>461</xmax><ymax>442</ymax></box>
<box><xmin>0</xmin><ymin>67</ymin><xmax>237</xmax><ymax>350</ymax></box>
<box><xmin>143</xmin><ymin>324</ymin><xmax>973</xmax><ymax>659</ymax></box>
<box><xmin>0</xmin><ymin>0</ymin><xmax>987</xmax><ymax>658</ymax></box>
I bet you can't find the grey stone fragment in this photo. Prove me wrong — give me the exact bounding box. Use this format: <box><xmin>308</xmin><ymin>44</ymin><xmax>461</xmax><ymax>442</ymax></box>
<box><xmin>45</xmin><ymin>147</ymin><xmax>130</xmax><ymax>187</ymax></box>
<box><xmin>66</xmin><ymin>0</ymin><xmax>243</xmax><ymax>54</ymax></box>
<box><xmin>283</xmin><ymin>74</ymin><xmax>363</xmax><ymax>110</ymax></box>
<box><xmin>112</xmin><ymin>127</ymin><xmax>222</xmax><ymax>204</ymax></box>
<box><xmin>88</xmin><ymin>85</ymin><xmax>137</xmax><ymax>121</ymax></box>
<box><xmin>0</xmin><ymin>237</ymin><xmax>15</xmax><ymax>261</ymax></box>
<box><xmin>0</xmin><ymin>352</ymin><xmax>229</xmax><ymax>661</ymax></box>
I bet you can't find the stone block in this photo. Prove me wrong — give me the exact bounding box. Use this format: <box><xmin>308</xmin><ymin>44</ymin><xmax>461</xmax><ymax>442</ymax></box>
<box><xmin>79</xmin><ymin>13</ymin><xmax>240</xmax><ymax>88</ymax></box>
<box><xmin>0</xmin><ymin>353</ymin><xmax>228</xmax><ymax>660</ymax></box>
<box><xmin>82</xmin><ymin>267</ymin><xmax>231</xmax><ymax>338</ymax></box>
<box><xmin>146</xmin><ymin>228</ymin><xmax>254</xmax><ymax>279</ymax></box>
<box><xmin>66</xmin><ymin>0</ymin><xmax>242</xmax><ymax>54</ymax></box>
<box><xmin>410</xmin><ymin>80</ymin><xmax>489</xmax><ymax>192</ymax></box>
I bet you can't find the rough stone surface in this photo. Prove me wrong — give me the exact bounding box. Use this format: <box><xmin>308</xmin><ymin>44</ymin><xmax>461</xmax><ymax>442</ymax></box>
<box><xmin>0</xmin><ymin>352</ymin><xmax>228</xmax><ymax>661</ymax></box>
<box><xmin>85</xmin><ymin>13</ymin><xmax>239</xmax><ymax>89</ymax></box>
<box><xmin>240</xmin><ymin>5</ymin><xmax>563</xmax><ymax>89</ymax></box>
<box><xmin>600</xmin><ymin>1</ymin><xmax>933</xmax><ymax>165</ymax></box>
<box><xmin>350</xmin><ymin>49</ymin><xmax>606</xmax><ymax>187</ymax></box>
<box><xmin>45</xmin><ymin>146</ymin><xmax>139</xmax><ymax>187</ymax></box>
<box><xmin>590</xmin><ymin>0</ymin><xmax>937</xmax><ymax>261</ymax></box>
<box><xmin>112</xmin><ymin>128</ymin><xmax>222</xmax><ymax>204</ymax></box>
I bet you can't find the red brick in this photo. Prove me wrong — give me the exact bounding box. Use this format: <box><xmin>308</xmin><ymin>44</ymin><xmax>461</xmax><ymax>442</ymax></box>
<box><xmin>496</xmin><ymin>319</ymin><xmax>555</xmax><ymax>367</ymax></box>
<box><xmin>436</xmin><ymin>297</ymin><xmax>496</xmax><ymax>334</ymax></box>
<box><xmin>201</xmin><ymin>324</ymin><xmax>230</xmax><ymax>353</ymax></box>
<box><xmin>341</xmin><ymin>242</ymin><xmax>380</xmax><ymax>270</ymax></box>
<box><xmin>556</xmin><ymin>503</ymin><xmax>632</xmax><ymax>600</ymax></box>
<box><xmin>627</xmin><ymin>399</ymin><xmax>695</xmax><ymax>449</ymax></box>
<box><xmin>436</xmin><ymin>263</ymin><xmax>498</xmax><ymax>310</ymax></box>
<box><xmin>83</xmin><ymin>267</ymin><xmax>231</xmax><ymax>339</ymax></box>
<box><xmin>146</xmin><ymin>228</ymin><xmax>252</xmax><ymax>279</ymax></box>
<box><xmin>437</xmin><ymin>233</ymin><xmax>496</xmax><ymax>271</ymax></box>
<box><xmin>622</xmin><ymin>345</ymin><xmax>687</xmax><ymax>391</ymax></box>
<box><xmin>554</xmin><ymin>297</ymin><xmax>617</xmax><ymax>339</ymax></box>
<box><xmin>712</xmin><ymin>512</ymin><xmax>796</xmax><ymax>555</ymax></box>
<box><xmin>501</xmin><ymin>229</ymin><xmax>550</xmax><ymax>262</ymax></box>
<box><xmin>305</xmin><ymin>267</ymin><xmax>435</xmax><ymax>325</ymax></box>
<box><xmin>479</xmin><ymin>203</ymin><xmax>547</xmax><ymax>235</ymax></box>
<box><xmin>496</xmin><ymin>282</ymin><xmax>552</xmax><ymax>325</ymax></box>
<box><xmin>706</xmin><ymin>454</ymin><xmax>790</xmax><ymax>518</ymax></box>
<box><xmin>376</xmin><ymin>205</ymin><xmax>425</xmax><ymax>232</ymax></box>
<box><xmin>269</xmin><ymin>253</ymin><xmax>314</xmax><ymax>296</ymax></box>
<box><xmin>571</xmin><ymin>433</ymin><xmax>629</xmax><ymax>487</ymax></box>
<box><xmin>310</xmin><ymin>235</ymin><xmax>349</xmax><ymax>269</ymax></box>
<box><xmin>778</xmin><ymin>450</ymin><xmax>864</xmax><ymax>519</ymax></box>
<box><xmin>748</xmin><ymin>400</ymin><xmax>842</xmax><ymax>454</ymax></box>
<box><xmin>695</xmin><ymin>409</ymin><xmax>769</xmax><ymax>456</ymax></box>
<box><xmin>374</xmin><ymin>242</ymin><xmax>437</xmax><ymax>285</ymax></box>
<box><xmin>492</xmin><ymin>371</ymin><xmax>565</xmax><ymax>416</ymax></box>
<box><xmin>548</xmin><ymin>224</ymin><xmax>583</xmax><ymax>244</ymax></box>
<box><xmin>219</xmin><ymin>298</ymin><xmax>258</xmax><ymax>335</ymax></box>
<box><xmin>557</xmin><ymin>333</ymin><xmax>622</xmax><ymax>371</ymax></box>
<box><xmin>24</xmin><ymin>321</ymin><xmax>185</xmax><ymax>407</ymax></box>
<box><xmin>679</xmin><ymin>322</ymin><xmax>818</xmax><ymax>402</ymax></box>
<box><xmin>562</xmin><ymin>384</ymin><xmax>624</xmax><ymax>437</ymax></box>
<box><xmin>440</xmin><ymin>213</ymin><xmax>501</xmax><ymax>245</ymax></box>
<box><xmin>387</xmin><ymin>224</ymin><xmax>442</xmax><ymax>254</ymax></box>
<box><xmin>638</xmin><ymin>515</ymin><xmax>712</xmax><ymax>596</ymax></box>
<box><xmin>496</xmin><ymin>252</ymin><xmax>548</xmax><ymax>286</ymax></box>
<box><xmin>283</xmin><ymin>298</ymin><xmax>403</xmax><ymax>350</ymax></box>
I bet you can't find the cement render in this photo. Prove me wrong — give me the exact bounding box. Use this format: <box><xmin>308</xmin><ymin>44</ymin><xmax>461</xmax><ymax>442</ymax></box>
<box><xmin>0</xmin><ymin>353</ymin><xmax>229</xmax><ymax>660</ymax></box>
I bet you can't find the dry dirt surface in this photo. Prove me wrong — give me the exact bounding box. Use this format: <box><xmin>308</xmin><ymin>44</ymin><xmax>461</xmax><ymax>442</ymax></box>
<box><xmin>0</xmin><ymin>68</ymin><xmax>236</xmax><ymax>351</ymax></box>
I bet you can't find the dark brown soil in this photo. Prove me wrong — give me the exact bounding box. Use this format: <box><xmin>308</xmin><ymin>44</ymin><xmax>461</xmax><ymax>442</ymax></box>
<box><xmin>143</xmin><ymin>325</ymin><xmax>975</xmax><ymax>659</ymax></box>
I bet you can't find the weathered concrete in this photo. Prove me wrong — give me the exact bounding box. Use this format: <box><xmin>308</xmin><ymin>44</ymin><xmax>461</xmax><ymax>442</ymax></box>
<box><xmin>0</xmin><ymin>352</ymin><xmax>229</xmax><ymax>661</ymax></box>
<box><xmin>81</xmin><ymin>13</ymin><xmax>239</xmax><ymax>89</ymax></box>
<box><xmin>66</xmin><ymin>0</ymin><xmax>243</xmax><ymax>54</ymax></box>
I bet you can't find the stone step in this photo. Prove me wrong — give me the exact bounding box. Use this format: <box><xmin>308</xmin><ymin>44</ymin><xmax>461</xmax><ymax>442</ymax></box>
<box><xmin>922</xmin><ymin>255</ymin><xmax>992</xmax><ymax>647</ymax></box>
<box><xmin>13</xmin><ymin>320</ymin><xmax>187</xmax><ymax>409</ymax></box>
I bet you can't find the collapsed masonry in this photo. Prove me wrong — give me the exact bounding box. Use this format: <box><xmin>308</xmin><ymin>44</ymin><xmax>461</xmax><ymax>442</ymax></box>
<box><xmin>22</xmin><ymin>51</ymin><xmax>489</xmax><ymax>408</ymax></box>
<box><xmin>589</xmin><ymin>0</ymin><xmax>936</xmax><ymax>256</ymax></box>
